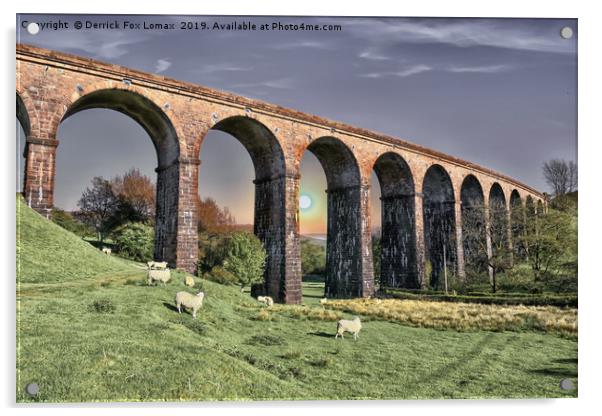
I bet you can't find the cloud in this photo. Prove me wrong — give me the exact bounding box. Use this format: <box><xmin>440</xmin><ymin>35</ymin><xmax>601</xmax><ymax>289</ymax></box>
<box><xmin>271</xmin><ymin>40</ymin><xmax>331</xmax><ymax>50</ymax></box>
<box><xmin>322</xmin><ymin>18</ymin><xmax>576</xmax><ymax>54</ymax></box>
<box><xmin>446</xmin><ymin>64</ymin><xmax>513</xmax><ymax>73</ymax></box>
<box><xmin>154</xmin><ymin>58</ymin><xmax>171</xmax><ymax>73</ymax></box>
<box><xmin>20</xmin><ymin>29</ymin><xmax>151</xmax><ymax>59</ymax></box>
<box><xmin>191</xmin><ymin>63</ymin><xmax>253</xmax><ymax>75</ymax></box>
<box><xmin>232</xmin><ymin>77</ymin><xmax>295</xmax><ymax>90</ymax></box>
<box><xmin>358</xmin><ymin>49</ymin><xmax>391</xmax><ymax>60</ymax></box>
<box><xmin>359</xmin><ymin>65</ymin><xmax>432</xmax><ymax>79</ymax></box>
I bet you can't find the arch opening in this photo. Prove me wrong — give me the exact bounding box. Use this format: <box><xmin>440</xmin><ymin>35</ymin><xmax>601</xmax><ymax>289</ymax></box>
<box><xmin>373</xmin><ymin>152</ymin><xmax>417</xmax><ymax>289</ymax></box>
<box><xmin>489</xmin><ymin>183</ymin><xmax>509</xmax><ymax>264</ymax></box>
<box><xmin>422</xmin><ymin>165</ymin><xmax>457</xmax><ymax>289</ymax></box>
<box><xmin>206</xmin><ymin>116</ymin><xmax>287</xmax><ymax>301</ymax></box>
<box><xmin>59</xmin><ymin>89</ymin><xmax>180</xmax><ymax>265</ymax></box>
<box><xmin>460</xmin><ymin>175</ymin><xmax>488</xmax><ymax>278</ymax></box>
<box><xmin>305</xmin><ymin>136</ymin><xmax>363</xmax><ymax>298</ymax></box>
<box><xmin>510</xmin><ymin>190</ymin><xmax>525</xmax><ymax>260</ymax></box>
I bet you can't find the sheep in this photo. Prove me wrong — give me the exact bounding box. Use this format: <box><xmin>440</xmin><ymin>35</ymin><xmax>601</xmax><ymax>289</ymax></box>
<box><xmin>257</xmin><ymin>296</ymin><xmax>274</xmax><ymax>308</ymax></box>
<box><xmin>147</xmin><ymin>268</ymin><xmax>171</xmax><ymax>286</ymax></box>
<box><xmin>101</xmin><ymin>247</ymin><xmax>112</xmax><ymax>255</ymax></box>
<box><xmin>319</xmin><ymin>298</ymin><xmax>328</xmax><ymax>305</ymax></box>
<box><xmin>335</xmin><ymin>316</ymin><xmax>362</xmax><ymax>340</ymax></box>
<box><xmin>175</xmin><ymin>291</ymin><xmax>205</xmax><ymax>319</ymax></box>
<box><xmin>185</xmin><ymin>275</ymin><xmax>195</xmax><ymax>287</ymax></box>
<box><xmin>147</xmin><ymin>261</ymin><xmax>168</xmax><ymax>270</ymax></box>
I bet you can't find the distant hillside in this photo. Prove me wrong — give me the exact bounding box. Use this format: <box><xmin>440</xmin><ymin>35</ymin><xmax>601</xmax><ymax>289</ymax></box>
<box><xmin>16</xmin><ymin>196</ymin><xmax>135</xmax><ymax>283</ymax></box>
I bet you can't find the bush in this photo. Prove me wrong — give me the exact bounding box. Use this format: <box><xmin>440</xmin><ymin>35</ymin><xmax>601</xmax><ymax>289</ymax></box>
<box><xmin>112</xmin><ymin>222</ymin><xmax>154</xmax><ymax>261</ymax></box>
<box><xmin>205</xmin><ymin>266</ymin><xmax>237</xmax><ymax>286</ymax></box>
<box><xmin>197</xmin><ymin>232</ymin><xmax>231</xmax><ymax>274</ymax></box>
<box><xmin>301</xmin><ymin>240</ymin><xmax>326</xmax><ymax>276</ymax></box>
<box><xmin>222</xmin><ymin>232</ymin><xmax>266</xmax><ymax>291</ymax></box>
<box><xmin>51</xmin><ymin>208</ymin><xmax>92</xmax><ymax>237</ymax></box>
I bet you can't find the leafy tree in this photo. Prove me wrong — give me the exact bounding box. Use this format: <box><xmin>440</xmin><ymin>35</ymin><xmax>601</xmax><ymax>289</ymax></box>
<box><xmin>197</xmin><ymin>232</ymin><xmax>231</xmax><ymax>274</ymax></box>
<box><xmin>301</xmin><ymin>239</ymin><xmax>326</xmax><ymax>276</ymax></box>
<box><xmin>543</xmin><ymin>159</ymin><xmax>577</xmax><ymax>197</ymax></box>
<box><xmin>519</xmin><ymin>208</ymin><xmax>576</xmax><ymax>281</ymax></box>
<box><xmin>112</xmin><ymin>222</ymin><xmax>154</xmax><ymax>261</ymax></box>
<box><xmin>51</xmin><ymin>208</ymin><xmax>93</xmax><ymax>237</ymax></box>
<box><xmin>76</xmin><ymin>177</ymin><xmax>119</xmax><ymax>242</ymax></box>
<box><xmin>222</xmin><ymin>232</ymin><xmax>266</xmax><ymax>292</ymax></box>
<box><xmin>111</xmin><ymin>168</ymin><xmax>156</xmax><ymax>223</ymax></box>
<box><xmin>197</xmin><ymin>196</ymin><xmax>236</xmax><ymax>233</ymax></box>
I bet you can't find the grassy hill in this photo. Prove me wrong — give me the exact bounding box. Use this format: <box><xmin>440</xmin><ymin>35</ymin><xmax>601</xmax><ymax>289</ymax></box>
<box><xmin>17</xmin><ymin>196</ymin><xmax>137</xmax><ymax>283</ymax></box>
<box><xmin>16</xmin><ymin>199</ymin><xmax>578</xmax><ymax>402</ymax></box>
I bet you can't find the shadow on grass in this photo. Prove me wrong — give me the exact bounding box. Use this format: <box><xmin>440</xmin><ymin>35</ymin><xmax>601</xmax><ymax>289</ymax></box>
<box><xmin>162</xmin><ymin>302</ymin><xmax>179</xmax><ymax>313</ymax></box>
<box><xmin>529</xmin><ymin>368</ymin><xmax>578</xmax><ymax>378</ymax></box>
<box><xmin>308</xmin><ymin>331</ymin><xmax>334</xmax><ymax>338</ymax></box>
<box><xmin>553</xmin><ymin>358</ymin><xmax>578</xmax><ymax>364</ymax></box>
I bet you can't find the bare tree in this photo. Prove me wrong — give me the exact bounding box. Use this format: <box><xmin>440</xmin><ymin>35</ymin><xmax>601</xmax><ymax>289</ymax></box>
<box><xmin>543</xmin><ymin>159</ymin><xmax>578</xmax><ymax>196</ymax></box>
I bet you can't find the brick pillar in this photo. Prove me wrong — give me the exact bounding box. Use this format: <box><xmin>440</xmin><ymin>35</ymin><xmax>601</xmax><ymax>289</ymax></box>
<box><xmin>484</xmin><ymin>206</ymin><xmax>494</xmax><ymax>286</ymax></box>
<box><xmin>23</xmin><ymin>136</ymin><xmax>58</xmax><ymax>218</ymax></box>
<box><xmin>380</xmin><ymin>194</ymin><xmax>418</xmax><ymax>288</ymax></box>
<box><xmin>506</xmin><ymin>207</ymin><xmax>514</xmax><ymax>267</ymax></box>
<box><xmin>325</xmin><ymin>184</ymin><xmax>373</xmax><ymax>298</ymax></box>
<box><xmin>454</xmin><ymin>201</ymin><xmax>466</xmax><ymax>280</ymax></box>
<box><xmin>413</xmin><ymin>193</ymin><xmax>427</xmax><ymax>288</ymax></box>
<box><xmin>254</xmin><ymin>173</ymin><xmax>302</xmax><ymax>304</ymax></box>
<box><xmin>176</xmin><ymin>158</ymin><xmax>200</xmax><ymax>273</ymax></box>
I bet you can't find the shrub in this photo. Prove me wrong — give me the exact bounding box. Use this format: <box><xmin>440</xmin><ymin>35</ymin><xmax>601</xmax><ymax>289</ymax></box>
<box><xmin>222</xmin><ymin>232</ymin><xmax>266</xmax><ymax>292</ymax></box>
<box><xmin>197</xmin><ymin>232</ymin><xmax>231</xmax><ymax>274</ymax></box>
<box><xmin>51</xmin><ymin>208</ymin><xmax>92</xmax><ymax>237</ymax></box>
<box><xmin>301</xmin><ymin>240</ymin><xmax>326</xmax><ymax>276</ymax></box>
<box><xmin>206</xmin><ymin>266</ymin><xmax>238</xmax><ymax>286</ymax></box>
<box><xmin>112</xmin><ymin>222</ymin><xmax>154</xmax><ymax>261</ymax></box>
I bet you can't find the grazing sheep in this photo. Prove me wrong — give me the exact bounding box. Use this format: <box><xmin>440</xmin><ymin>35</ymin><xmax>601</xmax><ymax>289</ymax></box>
<box><xmin>147</xmin><ymin>268</ymin><xmax>171</xmax><ymax>286</ymax></box>
<box><xmin>185</xmin><ymin>275</ymin><xmax>195</xmax><ymax>287</ymax></box>
<box><xmin>175</xmin><ymin>291</ymin><xmax>205</xmax><ymax>319</ymax></box>
<box><xmin>335</xmin><ymin>316</ymin><xmax>362</xmax><ymax>340</ymax></box>
<box><xmin>147</xmin><ymin>261</ymin><xmax>168</xmax><ymax>270</ymax></box>
<box><xmin>257</xmin><ymin>296</ymin><xmax>274</xmax><ymax>308</ymax></box>
<box><xmin>319</xmin><ymin>298</ymin><xmax>328</xmax><ymax>305</ymax></box>
<box><xmin>101</xmin><ymin>247</ymin><xmax>112</xmax><ymax>255</ymax></box>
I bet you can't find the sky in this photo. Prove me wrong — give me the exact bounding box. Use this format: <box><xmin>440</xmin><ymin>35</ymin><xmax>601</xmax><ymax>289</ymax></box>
<box><xmin>16</xmin><ymin>15</ymin><xmax>577</xmax><ymax>234</ymax></box>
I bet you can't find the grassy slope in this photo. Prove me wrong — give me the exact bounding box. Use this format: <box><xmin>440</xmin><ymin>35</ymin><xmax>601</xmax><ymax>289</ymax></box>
<box><xmin>17</xmin><ymin>197</ymin><xmax>136</xmax><ymax>283</ymax></box>
<box><xmin>16</xmin><ymin>201</ymin><xmax>577</xmax><ymax>402</ymax></box>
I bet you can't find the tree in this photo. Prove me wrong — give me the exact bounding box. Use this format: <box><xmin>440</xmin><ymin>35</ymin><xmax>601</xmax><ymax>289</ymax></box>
<box><xmin>301</xmin><ymin>239</ymin><xmax>326</xmax><ymax>276</ymax></box>
<box><xmin>461</xmin><ymin>203</ymin><xmax>512</xmax><ymax>293</ymax></box>
<box><xmin>197</xmin><ymin>196</ymin><xmax>236</xmax><ymax>233</ymax></box>
<box><xmin>222</xmin><ymin>232</ymin><xmax>266</xmax><ymax>292</ymax></box>
<box><xmin>543</xmin><ymin>159</ymin><xmax>578</xmax><ymax>197</ymax></box>
<box><xmin>112</xmin><ymin>222</ymin><xmax>154</xmax><ymax>261</ymax></box>
<box><xmin>76</xmin><ymin>177</ymin><xmax>119</xmax><ymax>242</ymax></box>
<box><xmin>111</xmin><ymin>168</ymin><xmax>156</xmax><ymax>223</ymax></box>
<box><xmin>51</xmin><ymin>208</ymin><xmax>93</xmax><ymax>237</ymax></box>
<box><xmin>519</xmin><ymin>208</ymin><xmax>576</xmax><ymax>281</ymax></box>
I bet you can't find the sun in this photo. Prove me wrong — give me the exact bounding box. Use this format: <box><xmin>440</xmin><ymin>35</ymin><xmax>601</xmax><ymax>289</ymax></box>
<box><xmin>299</xmin><ymin>194</ymin><xmax>312</xmax><ymax>210</ymax></box>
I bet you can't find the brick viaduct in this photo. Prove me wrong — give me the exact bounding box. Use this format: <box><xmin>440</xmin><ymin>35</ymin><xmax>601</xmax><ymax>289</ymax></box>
<box><xmin>17</xmin><ymin>44</ymin><xmax>545</xmax><ymax>304</ymax></box>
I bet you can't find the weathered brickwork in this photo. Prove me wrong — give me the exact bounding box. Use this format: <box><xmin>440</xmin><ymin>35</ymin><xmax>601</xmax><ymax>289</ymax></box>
<box><xmin>16</xmin><ymin>44</ymin><xmax>545</xmax><ymax>303</ymax></box>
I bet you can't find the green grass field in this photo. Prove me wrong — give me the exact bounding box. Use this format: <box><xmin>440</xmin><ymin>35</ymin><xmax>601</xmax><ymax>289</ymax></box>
<box><xmin>16</xmin><ymin>198</ymin><xmax>578</xmax><ymax>402</ymax></box>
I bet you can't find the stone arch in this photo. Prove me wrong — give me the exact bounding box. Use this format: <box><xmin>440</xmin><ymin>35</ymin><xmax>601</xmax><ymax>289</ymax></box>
<box><xmin>460</xmin><ymin>175</ymin><xmax>487</xmax><ymax>275</ymax></box>
<box><xmin>16</xmin><ymin>92</ymin><xmax>31</xmax><ymax>138</ymax></box>
<box><xmin>373</xmin><ymin>152</ymin><xmax>417</xmax><ymax>288</ymax></box>
<box><xmin>58</xmin><ymin>88</ymin><xmax>182</xmax><ymax>266</ymax></box>
<box><xmin>305</xmin><ymin>136</ymin><xmax>364</xmax><ymax>298</ymax></box>
<box><xmin>422</xmin><ymin>164</ymin><xmax>456</xmax><ymax>289</ymax></box>
<box><xmin>205</xmin><ymin>115</ymin><xmax>289</xmax><ymax>301</ymax></box>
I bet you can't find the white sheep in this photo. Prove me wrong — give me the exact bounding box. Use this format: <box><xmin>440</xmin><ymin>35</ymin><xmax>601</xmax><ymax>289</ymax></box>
<box><xmin>185</xmin><ymin>275</ymin><xmax>195</xmax><ymax>287</ymax></box>
<box><xmin>319</xmin><ymin>298</ymin><xmax>328</xmax><ymax>305</ymax></box>
<box><xmin>257</xmin><ymin>296</ymin><xmax>274</xmax><ymax>308</ymax></box>
<box><xmin>335</xmin><ymin>316</ymin><xmax>362</xmax><ymax>340</ymax></box>
<box><xmin>175</xmin><ymin>291</ymin><xmax>205</xmax><ymax>319</ymax></box>
<box><xmin>101</xmin><ymin>247</ymin><xmax>112</xmax><ymax>255</ymax></box>
<box><xmin>147</xmin><ymin>261</ymin><xmax>168</xmax><ymax>270</ymax></box>
<box><xmin>147</xmin><ymin>268</ymin><xmax>171</xmax><ymax>286</ymax></box>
